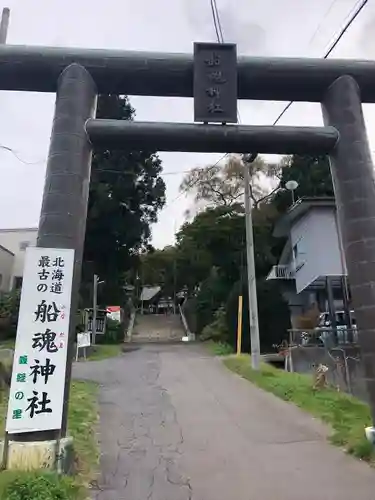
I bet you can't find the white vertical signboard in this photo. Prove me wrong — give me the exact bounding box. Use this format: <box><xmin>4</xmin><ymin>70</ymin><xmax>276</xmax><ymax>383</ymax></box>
<box><xmin>6</xmin><ymin>247</ymin><xmax>75</xmax><ymax>434</ymax></box>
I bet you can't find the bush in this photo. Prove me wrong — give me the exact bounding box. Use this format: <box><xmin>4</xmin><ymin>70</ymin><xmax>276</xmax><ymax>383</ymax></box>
<box><xmin>0</xmin><ymin>351</ymin><xmax>13</xmax><ymax>389</ymax></box>
<box><xmin>0</xmin><ymin>291</ymin><xmax>20</xmax><ymax>340</ymax></box>
<box><xmin>0</xmin><ymin>471</ymin><xmax>80</xmax><ymax>500</ymax></box>
<box><xmin>195</xmin><ymin>269</ymin><xmax>229</xmax><ymax>335</ymax></box>
<box><xmin>96</xmin><ymin>318</ymin><xmax>123</xmax><ymax>344</ymax></box>
<box><xmin>207</xmin><ymin>341</ymin><xmax>234</xmax><ymax>356</ymax></box>
<box><xmin>200</xmin><ymin>306</ymin><xmax>229</xmax><ymax>342</ymax></box>
<box><xmin>225</xmin><ymin>278</ymin><xmax>291</xmax><ymax>353</ymax></box>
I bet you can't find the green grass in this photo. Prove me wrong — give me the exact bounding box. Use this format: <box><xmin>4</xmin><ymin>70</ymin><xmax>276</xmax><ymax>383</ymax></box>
<box><xmin>1</xmin><ymin>339</ymin><xmax>122</xmax><ymax>362</ymax></box>
<box><xmin>84</xmin><ymin>344</ymin><xmax>123</xmax><ymax>362</ymax></box>
<box><xmin>0</xmin><ymin>340</ymin><xmax>123</xmax><ymax>361</ymax></box>
<box><xmin>205</xmin><ymin>341</ymin><xmax>234</xmax><ymax>356</ymax></box>
<box><xmin>0</xmin><ymin>340</ymin><xmax>15</xmax><ymax>350</ymax></box>
<box><xmin>67</xmin><ymin>380</ymin><xmax>99</xmax><ymax>485</ymax></box>
<box><xmin>0</xmin><ymin>388</ymin><xmax>7</xmax><ymax>432</ymax></box>
<box><xmin>0</xmin><ymin>470</ymin><xmax>80</xmax><ymax>499</ymax></box>
<box><xmin>224</xmin><ymin>355</ymin><xmax>374</xmax><ymax>461</ymax></box>
<box><xmin>0</xmin><ymin>379</ymin><xmax>99</xmax><ymax>497</ymax></box>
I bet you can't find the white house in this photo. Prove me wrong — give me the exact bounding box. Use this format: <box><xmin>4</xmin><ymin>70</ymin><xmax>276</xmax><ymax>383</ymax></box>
<box><xmin>0</xmin><ymin>244</ymin><xmax>14</xmax><ymax>292</ymax></box>
<box><xmin>0</xmin><ymin>228</ymin><xmax>38</xmax><ymax>291</ymax></box>
<box><xmin>266</xmin><ymin>198</ymin><xmax>347</xmax><ymax>325</ymax></box>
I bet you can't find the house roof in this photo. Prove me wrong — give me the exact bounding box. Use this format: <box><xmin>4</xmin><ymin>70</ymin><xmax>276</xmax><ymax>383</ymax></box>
<box><xmin>140</xmin><ymin>286</ymin><xmax>161</xmax><ymax>301</ymax></box>
<box><xmin>273</xmin><ymin>196</ymin><xmax>336</xmax><ymax>238</ymax></box>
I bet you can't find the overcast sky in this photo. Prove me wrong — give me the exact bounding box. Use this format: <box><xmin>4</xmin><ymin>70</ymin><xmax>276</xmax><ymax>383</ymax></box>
<box><xmin>0</xmin><ymin>0</ymin><xmax>375</xmax><ymax>248</ymax></box>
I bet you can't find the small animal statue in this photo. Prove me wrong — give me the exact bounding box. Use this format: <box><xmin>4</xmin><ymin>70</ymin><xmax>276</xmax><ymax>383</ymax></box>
<box><xmin>313</xmin><ymin>363</ymin><xmax>329</xmax><ymax>390</ymax></box>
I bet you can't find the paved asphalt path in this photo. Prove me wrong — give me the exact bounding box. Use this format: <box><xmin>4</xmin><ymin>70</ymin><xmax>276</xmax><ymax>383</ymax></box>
<box><xmin>73</xmin><ymin>344</ymin><xmax>375</xmax><ymax>500</ymax></box>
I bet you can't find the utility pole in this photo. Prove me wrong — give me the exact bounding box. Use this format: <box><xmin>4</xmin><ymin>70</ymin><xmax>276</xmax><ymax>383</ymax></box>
<box><xmin>236</xmin><ymin>294</ymin><xmax>243</xmax><ymax>355</ymax></box>
<box><xmin>135</xmin><ymin>272</ymin><xmax>140</xmax><ymax>310</ymax></box>
<box><xmin>0</xmin><ymin>7</ymin><xmax>10</xmax><ymax>44</ymax></box>
<box><xmin>173</xmin><ymin>219</ymin><xmax>177</xmax><ymax>315</ymax></box>
<box><xmin>173</xmin><ymin>257</ymin><xmax>177</xmax><ymax>315</ymax></box>
<box><xmin>92</xmin><ymin>274</ymin><xmax>98</xmax><ymax>345</ymax></box>
<box><xmin>243</xmin><ymin>154</ymin><xmax>261</xmax><ymax>370</ymax></box>
<box><xmin>141</xmin><ymin>265</ymin><xmax>144</xmax><ymax>314</ymax></box>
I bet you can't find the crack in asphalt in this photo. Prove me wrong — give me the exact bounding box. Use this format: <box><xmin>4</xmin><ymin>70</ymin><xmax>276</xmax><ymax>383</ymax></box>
<box><xmin>74</xmin><ymin>347</ymin><xmax>192</xmax><ymax>500</ymax></box>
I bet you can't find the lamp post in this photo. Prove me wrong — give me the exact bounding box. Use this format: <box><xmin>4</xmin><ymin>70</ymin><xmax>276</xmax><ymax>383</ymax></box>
<box><xmin>285</xmin><ymin>179</ymin><xmax>299</xmax><ymax>204</ymax></box>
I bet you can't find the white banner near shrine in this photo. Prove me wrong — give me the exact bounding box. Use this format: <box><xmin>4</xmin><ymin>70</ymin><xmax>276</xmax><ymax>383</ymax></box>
<box><xmin>6</xmin><ymin>247</ymin><xmax>75</xmax><ymax>434</ymax></box>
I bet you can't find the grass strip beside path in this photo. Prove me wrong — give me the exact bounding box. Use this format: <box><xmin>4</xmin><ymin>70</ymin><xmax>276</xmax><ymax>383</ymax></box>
<box><xmin>224</xmin><ymin>355</ymin><xmax>374</xmax><ymax>462</ymax></box>
<box><xmin>84</xmin><ymin>343</ymin><xmax>123</xmax><ymax>361</ymax></box>
<box><xmin>205</xmin><ymin>341</ymin><xmax>234</xmax><ymax>356</ymax></box>
<box><xmin>0</xmin><ymin>340</ymin><xmax>15</xmax><ymax>350</ymax></box>
<box><xmin>0</xmin><ymin>341</ymin><xmax>123</xmax><ymax>362</ymax></box>
<box><xmin>67</xmin><ymin>380</ymin><xmax>99</xmax><ymax>485</ymax></box>
<box><xmin>0</xmin><ymin>379</ymin><xmax>99</xmax><ymax>498</ymax></box>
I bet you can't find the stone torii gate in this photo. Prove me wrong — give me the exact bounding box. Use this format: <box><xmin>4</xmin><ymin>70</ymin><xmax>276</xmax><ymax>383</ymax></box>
<box><xmin>1</xmin><ymin>42</ymin><xmax>375</xmax><ymax>444</ymax></box>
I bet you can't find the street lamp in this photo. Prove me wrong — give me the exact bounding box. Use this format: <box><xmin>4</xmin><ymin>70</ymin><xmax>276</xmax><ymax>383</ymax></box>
<box><xmin>285</xmin><ymin>179</ymin><xmax>299</xmax><ymax>204</ymax></box>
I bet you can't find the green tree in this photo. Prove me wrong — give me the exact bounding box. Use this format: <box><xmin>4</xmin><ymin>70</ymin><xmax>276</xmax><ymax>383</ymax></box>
<box><xmin>272</xmin><ymin>154</ymin><xmax>333</xmax><ymax>212</ymax></box>
<box><xmin>225</xmin><ymin>278</ymin><xmax>291</xmax><ymax>353</ymax></box>
<box><xmin>194</xmin><ymin>267</ymin><xmax>229</xmax><ymax>335</ymax></box>
<box><xmin>176</xmin><ymin>206</ymin><xmax>243</xmax><ymax>286</ymax></box>
<box><xmin>176</xmin><ymin>204</ymin><xmax>277</xmax><ymax>286</ymax></box>
<box><xmin>174</xmin><ymin>204</ymin><xmax>279</xmax><ymax>338</ymax></box>
<box><xmin>139</xmin><ymin>246</ymin><xmax>178</xmax><ymax>297</ymax></box>
<box><xmin>82</xmin><ymin>95</ymin><xmax>166</xmax><ymax>304</ymax></box>
<box><xmin>170</xmin><ymin>154</ymin><xmax>333</xmax><ymax>349</ymax></box>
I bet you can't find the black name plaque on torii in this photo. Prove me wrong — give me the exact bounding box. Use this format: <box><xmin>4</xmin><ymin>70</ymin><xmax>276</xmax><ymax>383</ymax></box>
<box><xmin>193</xmin><ymin>42</ymin><xmax>237</xmax><ymax>124</ymax></box>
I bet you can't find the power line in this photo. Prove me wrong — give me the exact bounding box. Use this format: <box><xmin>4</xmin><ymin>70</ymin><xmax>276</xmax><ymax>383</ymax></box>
<box><xmin>211</xmin><ymin>0</ymin><xmax>242</xmax><ymax>125</ymax></box>
<box><xmin>165</xmin><ymin>0</ymin><xmax>229</xmax><ymax>207</ymax></box>
<box><xmin>306</xmin><ymin>0</ymin><xmax>339</xmax><ymax>48</ymax></box>
<box><xmin>165</xmin><ymin>153</ymin><xmax>228</xmax><ymax>207</ymax></box>
<box><xmin>166</xmin><ymin>0</ymin><xmax>368</xmax><ymax>212</ymax></box>
<box><xmin>168</xmin><ymin>0</ymin><xmax>367</xmax><ymax>208</ymax></box>
<box><xmin>273</xmin><ymin>0</ymin><xmax>369</xmax><ymax>126</ymax></box>
<box><xmin>0</xmin><ymin>144</ymin><xmax>201</xmax><ymax>178</ymax></box>
<box><xmin>210</xmin><ymin>0</ymin><xmax>224</xmax><ymax>43</ymax></box>
<box><xmin>0</xmin><ymin>143</ymin><xmax>225</xmax><ymax>180</ymax></box>
<box><xmin>0</xmin><ymin>144</ymin><xmax>45</xmax><ymax>165</ymax></box>
<box><xmin>324</xmin><ymin>0</ymin><xmax>368</xmax><ymax>58</ymax></box>
<box><xmin>0</xmin><ymin>144</ymin><xmax>223</xmax><ymax>179</ymax></box>
<box><xmin>1</xmin><ymin>0</ymin><xmax>368</xmax><ymax>179</ymax></box>
<box><xmin>95</xmin><ymin>168</ymin><xmax>192</xmax><ymax>176</ymax></box>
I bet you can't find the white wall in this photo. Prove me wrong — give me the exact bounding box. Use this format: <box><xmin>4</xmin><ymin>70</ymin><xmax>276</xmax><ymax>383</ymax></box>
<box><xmin>0</xmin><ymin>245</ymin><xmax>14</xmax><ymax>292</ymax></box>
<box><xmin>290</xmin><ymin>207</ymin><xmax>344</xmax><ymax>293</ymax></box>
<box><xmin>0</xmin><ymin>228</ymin><xmax>37</xmax><ymax>289</ymax></box>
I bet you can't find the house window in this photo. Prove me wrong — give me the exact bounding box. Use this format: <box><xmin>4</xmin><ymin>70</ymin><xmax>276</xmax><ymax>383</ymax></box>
<box><xmin>293</xmin><ymin>244</ymin><xmax>298</xmax><ymax>260</ymax></box>
<box><xmin>13</xmin><ymin>276</ymin><xmax>23</xmax><ymax>290</ymax></box>
<box><xmin>292</xmin><ymin>240</ymin><xmax>305</xmax><ymax>272</ymax></box>
<box><xmin>19</xmin><ymin>241</ymin><xmax>30</xmax><ymax>251</ymax></box>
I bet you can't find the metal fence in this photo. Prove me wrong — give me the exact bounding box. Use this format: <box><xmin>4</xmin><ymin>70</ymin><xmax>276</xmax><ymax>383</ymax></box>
<box><xmin>285</xmin><ymin>328</ymin><xmax>367</xmax><ymax>401</ymax></box>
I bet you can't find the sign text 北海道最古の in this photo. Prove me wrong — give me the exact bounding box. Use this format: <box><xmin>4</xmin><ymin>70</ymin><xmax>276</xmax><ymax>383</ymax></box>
<box><xmin>6</xmin><ymin>247</ymin><xmax>75</xmax><ymax>434</ymax></box>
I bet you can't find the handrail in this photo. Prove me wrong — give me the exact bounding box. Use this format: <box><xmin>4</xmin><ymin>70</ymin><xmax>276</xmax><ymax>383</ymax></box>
<box><xmin>178</xmin><ymin>303</ymin><xmax>195</xmax><ymax>341</ymax></box>
<box><xmin>125</xmin><ymin>309</ymin><xmax>136</xmax><ymax>342</ymax></box>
